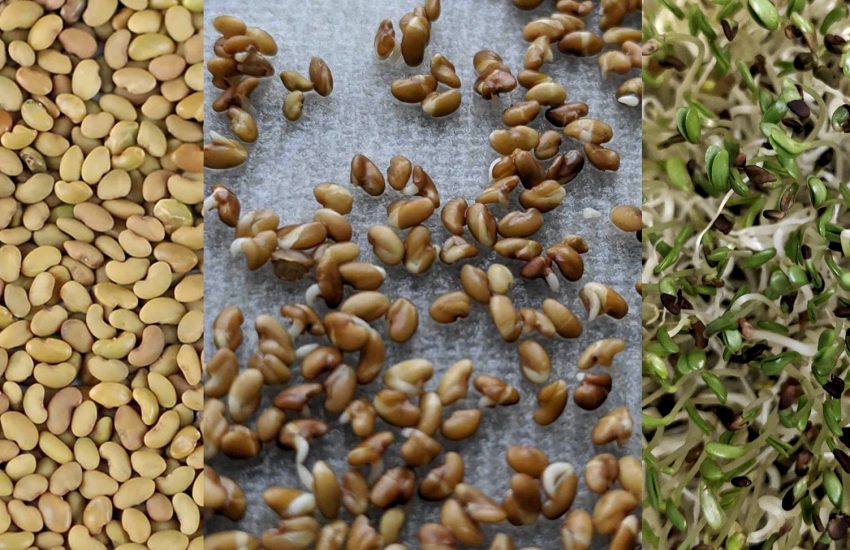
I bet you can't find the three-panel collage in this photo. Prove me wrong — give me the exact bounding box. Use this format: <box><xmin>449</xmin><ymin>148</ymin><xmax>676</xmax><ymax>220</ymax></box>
<box><xmin>0</xmin><ymin>0</ymin><xmax>846</xmax><ymax>548</ymax></box>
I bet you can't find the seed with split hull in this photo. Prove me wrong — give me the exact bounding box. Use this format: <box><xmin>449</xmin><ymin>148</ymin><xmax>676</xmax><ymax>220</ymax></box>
<box><xmin>533</xmin><ymin>380</ymin><xmax>568</xmax><ymax>425</ymax></box>
<box><xmin>466</xmin><ymin>203</ymin><xmax>497</xmax><ymax>246</ymax></box>
<box><xmin>441</xmin><ymin>197</ymin><xmax>468</xmax><ymax>235</ymax></box>
<box><xmin>498</xmin><ymin>208</ymin><xmax>543</xmax><ymax>238</ymax></box>
<box><xmin>547</xmin><ymin>150</ymin><xmax>585</xmax><ymax>184</ymax></box>
<box><xmin>401</xmin><ymin>14</ymin><xmax>430</xmax><ymax>66</ymax></box>
<box><xmin>546</xmin><ymin>243</ymin><xmax>584</xmax><ymax>281</ymax></box>
<box><xmin>616</xmin><ymin>77</ymin><xmax>642</xmax><ymax>107</ymax></box>
<box><xmin>490</xmin><ymin>126</ymin><xmax>540</xmax><ymax>155</ymax></box>
<box><xmin>460</xmin><ymin>265</ymin><xmax>491</xmax><ymax>304</ymax></box>
<box><xmin>314</xmin><ymin>182</ymin><xmax>354</xmax><ymax>215</ymax></box>
<box><xmin>490</xmin><ymin>295</ymin><xmax>521</xmax><ymax>342</ymax></box>
<box><xmin>584</xmin><ymin>453</ymin><xmax>619</xmax><ymax>494</ymax></box>
<box><xmin>431</xmin><ymin>53</ymin><xmax>460</xmax><ymax>87</ymax></box>
<box><xmin>205</xmin><ymin>133</ymin><xmax>248</xmax><ymax>169</ymax></box>
<box><xmin>281</xmin><ymin>70</ymin><xmax>314</xmax><ymax>92</ymax></box>
<box><xmin>574</xmin><ymin>373</ymin><xmax>612</xmax><ymax>410</ymax></box>
<box><xmin>518</xmin><ymin>69</ymin><xmax>553</xmax><ymax>89</ymax></box>
<box><xmin>309</xmin><ymin>57</ymin><xmax>333</xmax><ymax>96</ymax></box>
<box><xmin>546</xmin><ymin>102</ymin><xmax>589</xmax><ymax>127</ymax></box>
<box><xmin>542</xmin><ymin>299</ymin><xmax>583</xmax><ymax>338</ymax></box>
<box><xmin>578</xmin><ymin>338</ymin><xmax>626</xmax><ymax>369</ymax></box>
<box><xmin>558</xmin><ymin>31</ymin><xmax>604</xmax><ymax>55</ymax></box>
<box><xmin>592</xmin><ymin>406</ymin><xmax>632</xmax><ymax>446</ymax></box>
<box><xmin>524</xmin><ymin>36</ymin><xmax>554</xmax><ymax>71</ymax></box>
<box><xmin>387</xmin><ymin>298</ymin><xmax>419</xmax><ymax>342</ymax></box>
<box><xmin>503</xmin><ymin>101</ymin><xmax>541</xmax><ymax>127</ymax></box>
<box><xmin>388</xmin><ymin>197</ymin><xmax>435</xmax><ymax>229</ymax></box>
<box><xmin>422</xmin><ymin>89</ymin><xmax>462</xmax><ymax>118</ymax></box>
<box><xmin>392</xmin><ymin>75</ymin><xmax>438</xmax><ymax>103</ymax></box>
<box><xmin>429</xmin><ymin>291</ymin><xmax>471</xmax><ymax>323</ymax></box>
<box><xmin>375</xmin><ymin>19</ymin><xmax>396</xmax><ymax>59</ymax></box>
<box><xmin>351</xmin><ymin>154</ymin><xmax>386</xmax><ymax>196</ymax></box>
<box><xmin>507</xmin><ymin>446</ymin><xmax>549</xmax><ymax>478</ymax></box>
<box><xmin>474</xmin><ymin>66</ymin><xmax>518</xmax><ymax>99</ymax></box>
<box><xmin>474</xmin><ymin>375</ymin><xmax>521</xmax><ymax>407</ymax></box>
<box><xmin>405</xmin><ymin>225</ymin><xmax>438</xmax><ymax>274</ymax></box>
<box><xmin>519</xmin><ymin>180</ymin><xmax>566</xmax><ymax>212</ymax></box>
<box><xmin>371</xmin><ymin>467</ymin><xmax>416</xmax><ymax>508</ymax></box>
<box><xmin>564</xmin><ymin>118</ymin><xmax>613</xmax><ymax>144</ymax></box>
<box><xmin>579</xmin><ymin>282</ymin><xmax>628</xmax><ymax>320</ymax></box>
<box><xmin>518</xmin><ymin>340</ymin><xmax>551</xmax><ymax>383</ymax></box>
<box><xmin>283</xmin><ymin>91</ymin><xmax>305</xmax><ymax>121</ymax></box>
<box><xmin>592</xmin><ymin>489</ymin><xmax>638</xmax><ymax>534</ymax></box>
<box><xmin>525</xmin><ymin>82</ymin><xmax>567</xmax><ymax>106</ymax></box>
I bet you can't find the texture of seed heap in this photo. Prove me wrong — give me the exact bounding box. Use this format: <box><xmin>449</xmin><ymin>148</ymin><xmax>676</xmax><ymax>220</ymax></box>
<box><xmin>643</xmin><ymin>0</ymin><xmax>849</xmax><ymax>548</ymax></box>
<box><xmin>0</xmin><ymin>1</ymin><xmax>204</xmax><ymax>550</ymax></box>
<box><xmin>204</xmin><ymin>1</ymin><xmax>640</xmax><ymax>548</ymax></box>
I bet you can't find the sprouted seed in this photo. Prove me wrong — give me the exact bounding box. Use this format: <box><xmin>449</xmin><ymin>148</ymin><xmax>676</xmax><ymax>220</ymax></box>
<box><xmin>643</xmin><ymin>0</ymin><xmax>849</xmax><ymax>548</ymax></box>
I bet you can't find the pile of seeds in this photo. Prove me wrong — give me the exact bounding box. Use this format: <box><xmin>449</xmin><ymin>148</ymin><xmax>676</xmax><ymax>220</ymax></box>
<box><xmin>643</xmin><ymin>0</ymin><xmax>849</xmax><ymax>547</ymax></box>
<box><xmin>204</xmin><ymin>1</ymin><xmax>641</xmax><ymax>548</ymax></box>
<box><xmin>0</xmin><ymin>1</ymin><xmax>204</xmax><ymax>549</ymax></box>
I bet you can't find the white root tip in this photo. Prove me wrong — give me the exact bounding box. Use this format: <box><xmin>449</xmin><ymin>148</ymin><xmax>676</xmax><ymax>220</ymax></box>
<box><xmin>545</xmin><ymin>271</ymin><xmax>560</xmax><ymax>292</ymax></box>
<box><xmin>295</xmin><ymin>343</ymin><xmax>320</xmax><ymax>359</ymax></box>
<box><xmin>305</xmin><ymin>284</ymin><xmax>321</xmax><ymax>306</ymax></box>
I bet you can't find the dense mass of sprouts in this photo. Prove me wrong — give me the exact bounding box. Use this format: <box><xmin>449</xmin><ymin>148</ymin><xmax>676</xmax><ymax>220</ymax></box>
<box><xmin>642</xmin><ymin>0</ymin><xmax>849</xmax><ymax>548</ymax></box>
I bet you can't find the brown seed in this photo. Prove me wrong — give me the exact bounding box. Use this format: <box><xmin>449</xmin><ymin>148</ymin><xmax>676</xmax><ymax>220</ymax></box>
<box><xmin>611</xmin><ymin>515</ymin><xmax>640</xmax><ymax>550</ymax></box>
<box><xmin>312</xmin><ymin>461</ymin><xmax>341</xmax><ymax>519</ymax></box>
<box><xmin>502</xmin><ymin>101</ymin><xmax>541</xmax><ymax>127</ymax></box>
<box><xmin>584</xmin><ymin>143</ymin><xmax>620</xmax><ymax>171</ymax></box>
<box><xmin>419</xmin><ymin>523</ymin><xmax>456</xmax><ymax>549</ymax></box>
<box><xmin>519</xmin><ymin>180</ymin><xmax>566</xmax><ymax>212</ymax></box>
<box><xmin>370</xmin><ymin>467</ymin><xmax>416</xmax><ymax>508</ymax></box>
<box><xmin>524</xmin><ymin>36</ymin><xmax>553</xmax><ymax>71</ymax></box>
<box><xmin>375</xmin><ymin>19</ymin><xmax>396</xmax><ymax>60</ymax></box>
<box><xmin>388</xmin><ymin>155</ymin><xmax>413</xmax><ymax>191</ymax></box>
<box><xmin>431</xmin><ymin>53</ymin><xmax>460</xmax><ymax>88</ymax></box>
<box><xmin>503</xmin><ymin>473</ymin><xmax>541</xmax><ymax>526</ymax></box>
<box><xmin>525</xmin><ymin>81</ymin><xmax>567</xmax><ymax>106</ymax></box>
<box><xmin>618</xmin><ymin>456</ymin><xmax>643</xmax><ymax>499</ymax></box>
<box><xmin>584</xmin><ymin>453</ymin><xmax>619</xmax><ymax>494</ymax></box>
<box><xmin>545</xmin><ymin>101</ymin><xmax>589</xmax><ymax>127</ymax></box>
<box><xmin>455</xmin><ymin>483</ymin><xmax>507</xmax><ymax>524</ymax></box>
<box><xmin>404</xmin><ymin>225</ymin><xmax>438</xmax><ymax>274</ymax></box>
<box><xmin>518</xmin><ymin>340</ymin><xmax>551</xmax><ymax>383</ymax></box>
<box><xmin>557</xmin><ymin>0</ymin><xmax>594</xmax><ymax>15</ymax></box>
<box><xmin>440</xmin><ymin>235</ymin><xmax>478</xmax><ymax>264</ymax></box>
<box><xmin>204</xmin><ymin>132</ymin><xmax>248</xmax><ymax>169</ymax></box>
<box><xmin>460</xmin><ymin>265</ymin><xmax>491</xmax><ymax>304</ymax></box>
<box><xmin>558</xmin><ymin>31</ymin><xmax>604</xmax><ymax>55</ymax></box>
<box><xmin>542</xmin><ymin>245</ymin><xmax>581</xmax><ymax>282</ymax></box>
<box><xmin>535</xmin><ymin>130</ymin><xmax>562</xmax><ymax>160</ymax></box>
<box><xmin>592</xmin><ymin>489</ymin><xmax>638</xmax><ymax>534</ymax></box>
<box><xmin>541</xmin><ymin>461</ymin><xmax>578</xmax><ymax>519</ymax></box>
<box><xmin>348</xmin><ymin>431</ymin><xmax>395</xmax><ymax>466</ymax></box>
<box><xmin>313</xmin><ymin>182</ymin><xmax>353</xmax><ymax>215</ymax></box>
<box><xmin>497</xmin><ymin>208</ymin><xmax>543</xmax><ymax>238</ymax></box>
<box><xmin>420</xmin><ymin>452</ymin><xmax>464</xmax><ymax>501</ymax></box>
<box><xmin>422</xmin><ymin>89</ymin><xmax>462</xmax><ymax>118</ymax></box>
<box><xmin>213</xmin><ymin>306</ymin><xmax>244</xmax><ymax>351</ymax></box>
<box><xmin>411</xmin><ymin>165</ymin><xmax>441</xmax><ymax>207</ymax></box>
<box><xmin>429</xmin><ymin>291</ymin><xmax>471</xmax><ymax>324</ymax></box>
<box><xmin>440</xmin><ymin>197</ymin><xmax>468</xmax><ymax>235</ymax></box>
<box><xmin>547</xmin><ymin>150</ymin><xmax>585</xmax><ymax>184</ymax></box>
<box><xmin>384</xmin><ymin>358</ymin><xmax>434</xmax><ymax>396</ymax></box>
<box><xmin>476</xmin><ymin>176</ymin><xmax>520</xmax><ymax>206</ymax></box>
<box><xmin>474</xmin><ymin>375</ymin><xmax>520</xmax><ymax>407</ymax></box>
<box><xmin>388</xmin><ymin>197</ymin><xmax>436</xmax><ymax>229</ymax></box>
<box><xmin>309</xmin><ymin>57</ymin><xmax>333</xmax><ymax>96</ymax></box>
<box><xmin>368</xmin><ymin>225</ymin><xmax>404</xmax><ymax>265</ymax></box>
<box><xmin>278</xmin><ymin>221</ymin><xmax>328</xmax><ymax>250</ymax></box>
<box><xmin>387</xmin><ymin>298</ymin><xmax>419</xmax><ymax>343</ymax></box>
<box><xmin>533</xmin><ymin>380</ymin><xmax>568</xmax><ymax>425</ymax></box>
<box><xmin>263</xmin><ymin>487</ymin><xmax>316</xmax><ymax>518</ymax></box>
<box><xmin>351</xmin><ymin>154</ymin><xmax>386</xmax><ymax>196</ymax></box>
<box><xmin>380</xmin><ymin>508</ymin><xmax>407</xmax><ymax>545</ymax></box>
<box><xmin>349</xmin><ymin>515</ymin><xmax>382</xmax><ymax>548</ymax></box>
<box><xmin>494</xmin><ymin>238</ymin><xmax>543</xmax><ymax>261</ymax></box>
<box><xmin>273</xmin><ymin>383</ymin><xmax>322</xmax><ymax>412</ymax></box>
<box><xmin>523</xmin><ymin>18</ymin><xmax>566</xmax><ymax>41</ymax></box>
<box><xmin>473</xmin><ymin>50</ymin><xmax>504</xmax><ymax>74</ymax></box>
<box><xmin>474</xmin><ymin>66</ymin><xmax>518</xmax><ymax>99</ymax></box>
<box><xmin>341</xmin><ymin>470</ymin><xmax>370</xmax><ymax>515</ymax></box>
<box><xmin>591</xmin><ymin>406</ymin><xmax>632</xmax><ymax>446</ymax></box>
<box><xmin>520</xmin><ymin>308</ymin><xmax>557</xmax><ymax>338</ymax></box>
<box><xmin>466</xmin><ymin>203</ymin><xmax>497</xmax><ymax>246</ymax></box>
<box><xmin>598</xmin><ymin>50</ymin><xmax>631</xmax><ymax>76</ymax></box>
<box><xmin>578</xmin><ymin>338</ymin><xmax>626</xmax><ymax>369</ymax></box>
<box><xmin>564</xmin><ymin>118</ymin><xmax>613</xmax><ymax>144</ymax></box>
<box><xmin>517</xmin><ymin>69</ymin><xmax>553</xmax><ymax>89</ymax></box>
<box><xmin>391</xmin><ymin>74</ymin><xmax>438</xmax><ymax>103</ymax></box>
<box><xmin>324</xmin><ymin>312</ymin><xmax>371</xmax><ymax>352</ymax></box>
<box><xmin>579</xmin><ymin>282</ymin><xmax>628</xmax><ymax>320</ymax></box>
<box><xmin>610</xmin><ymin>205</ymin><xmax>642</xmax><ymax>232</ymax></box>
<box><xmin>489</xmin><ymin>533</ymin><xmax>516</xmax><ymax>550</ymax></box>
<box><xmin>437</xmin><ymin>359</ymin><xmax>473</xmax><ymax>405</ymax></box>
<box><xmin>441</xmin><ymin>409</ymin><xmax>481</xmax><ymax>441</ymax></box>
<box><xmin>542</xmin><ymin>298</ymin><xmax>583</xmax><ymax>338</ymax></box>
<box><xmin>424</xmin><ymin>0</ymin><xmax>441</xmax><ymax>20</ymax></box>
<box><xmin>374</xmin><ymin>390</ymin><xmax>421</xmax><ymax>428</ymax></box>
<box><xmin>283</xmin><ymin>91</ymin><xmax>305</xmax><ymax>121</ymax></box>
<box><xmin>513</xmin><ymin>150</ymin><xmax>547</xmax><ymax>189</ymax></box>
<box><xmin>574</xmin><ymin>373</ymin><xmax>612</xmax><ymax>410</ymax></box>
<box><xmin>401</xmin><ymin>14</ymin><xmax>430</xmax><ymax>66</ymax></box>
<box><xmin>506</xmin><ymin>446</ymin><xmax>549</xmax><ymax>478</ymax></box>
<box><xmin>489</xmin><ymin>295</ymin><xmax>521</xmax><ymax>342</ymax></box>
<box><xmin>400</xmin><ymin>428</ymin><xmax>442</xmax><ymax>467</ymax></box>
<box><xmin>280</xmin><ymin>70</ymin><xmax>314</xmax><ymax>92</ymax></box>
<box><xmin>616</xmin><ymin>77</ymin><xmax>642</xmax><ymax>107</ymax></box>
<box><xmin>561</xmin><ymin>509</ymin><xmax>594</xmax><ymax>550</ymax></box>
<box><xmin>441</xmin><ymin>498</ymin><xmax>483</xmax><ymax>546</ymax></box>
<box><xmin>513</xmin><ymin>0</ymin><xmax>545</xmax><ymax>9</ymax></box>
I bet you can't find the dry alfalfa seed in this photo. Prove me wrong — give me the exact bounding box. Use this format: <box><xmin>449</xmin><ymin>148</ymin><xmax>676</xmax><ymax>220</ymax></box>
<box><xmin>309</xmin><ymin>57</ymin><xmax>334</xmax><ymax>96</ymax></box>
<box><xmin>283</xmin><ymin>91</ymin><xmax>305</xmax><ymax>121</ymax></box>
<box><xmin>431</xmin><ymin>53</ymin><xmax>460</xmax><ymax>88</ymax></box>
